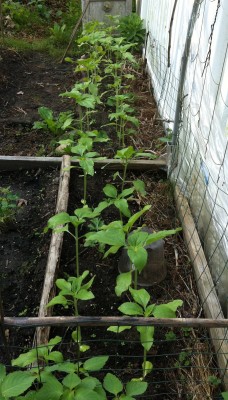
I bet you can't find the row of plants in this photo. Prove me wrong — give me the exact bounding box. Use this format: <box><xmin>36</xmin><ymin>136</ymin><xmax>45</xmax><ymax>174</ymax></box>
<box><xmin>32</xmin><ymin>15</ymin><xmax>146</xmax><ymax>151</ymax></box>
<box><xmin>0</xmin><ymin>18</ymin><xmax>184</xmax><ymax>399</ymax></box>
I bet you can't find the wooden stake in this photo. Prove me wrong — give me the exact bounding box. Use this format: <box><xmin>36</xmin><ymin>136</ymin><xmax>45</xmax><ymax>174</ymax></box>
<box><xmin>34</xmin><ymin>156</ymin><xmax>71</xmax><ymax>346</ymax></box>
<box><xmin>60</xmin><ymin>0</ymin><xmax>90</xmax><ymax>63</ymax></box>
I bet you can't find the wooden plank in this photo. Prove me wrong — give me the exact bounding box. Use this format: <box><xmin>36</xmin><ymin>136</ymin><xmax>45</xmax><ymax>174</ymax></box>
<box><xmin>174</xmin><ymin>185</ymin><xmax>228</xmax><ymax>387</ymax></box>
<box><xmin>0</xmin><ymin>155</ymin><xmax>167</xmax><ymax>171</ymax></box>
<box><xmin>3</xmin><ymin>316</ymin><xmax>228</xmax><ymax>329</ymax></box>
<box><xmin>34</xmin><ymin>155</ymin><xmax>71</xmax><ymax>346</ymax></box>
<box><xmin>0</xmin><ymin>156</ymin><xmax>61</xmax><ymax>170</ymax></box>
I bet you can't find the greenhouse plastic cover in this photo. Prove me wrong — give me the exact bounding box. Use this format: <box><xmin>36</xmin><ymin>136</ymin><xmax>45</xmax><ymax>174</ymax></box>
<box><xmin>141</xmin><ymin>0</ymin><xmax>228</xmax><ymax>314</ymax></box>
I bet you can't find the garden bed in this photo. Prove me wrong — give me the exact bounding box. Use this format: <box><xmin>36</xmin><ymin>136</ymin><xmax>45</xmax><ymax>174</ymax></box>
<box><xmin>0</xmin><ymin>23</ymin><xmax>226</xmax><ymax>399</ymax></box>
<box><xmin>0</xmin><ymin>48</ymin><xmax>166</xmax><ymax>159</ymax></box>
<box><xmin>0</xmin><ymin>165</ymin><xmax>61</xmax><ymax>361</ymax></box>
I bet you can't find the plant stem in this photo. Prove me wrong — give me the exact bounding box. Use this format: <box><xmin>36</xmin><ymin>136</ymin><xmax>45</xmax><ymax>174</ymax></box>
<box><xmin>83</xmin><ymin>172</ymin><xmax>87</xmax><ymax>203</ymax></box>
<box><xmin>75</xmin><ymin>226</ymin><xmax>79</xmax><ymax>277</ymax></box>
<box><xmin>134</xmin><ymin>268</ymin><xmax>138</xmax><ymax>290</ymax></box>
<box><xmin>143</xmin><ymin>347</ymin><xmax>147</xmax><ymax>379</ymax></box>
<box><xmin>74</xmin><ymin>298</ymin><xmax>81</xmax><ymax>357</ymax></box>
<box><xmin>121</xmin><ymin>161</ymin><xmax>128</xmax><ymax>192</ymax></box>
<box><xmin>78</xmin><ymin>106</ymin><xmax>83</xmax><ymax>131</ymax></box>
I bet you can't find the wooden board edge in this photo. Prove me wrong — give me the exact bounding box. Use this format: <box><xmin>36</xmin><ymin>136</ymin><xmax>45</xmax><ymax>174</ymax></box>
<box><xmin>0</xmin><ymin>156</ymin><xmax>167</xmax><ymax>171</ymax></box>
<box><xmin>174</xmin><ymin>185</ymin><xmax>228</xmax><ymax>388</ymax></box>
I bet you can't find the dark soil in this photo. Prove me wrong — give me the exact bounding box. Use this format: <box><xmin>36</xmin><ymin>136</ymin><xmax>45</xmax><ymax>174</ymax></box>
<box><xmin>0</xmin><ymin>166</ymin><xmax>59</xmax><ymax>359</ymax></box>
<box><xmin>0</xmin><ymin>48</ymin><xmax>166</xmax><ymax>158</ymax></box>
<box><xmin>0</xmin><ymin>49</ymin><xmax>76</xmax><ymax>156</ymax></box>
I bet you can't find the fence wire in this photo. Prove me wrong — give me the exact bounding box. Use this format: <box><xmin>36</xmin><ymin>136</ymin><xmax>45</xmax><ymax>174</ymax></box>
<box><xmin>1</xmin><ymin>321</ymin><xmax>228</xmax><ymax>400</ymax></box>
<box><xmin>143</xmin><ymin>0</ymin><xmax>228</xmax><ymax>320</ymax></box>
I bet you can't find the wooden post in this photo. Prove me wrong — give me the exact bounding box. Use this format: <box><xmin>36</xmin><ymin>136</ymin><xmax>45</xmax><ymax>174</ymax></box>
<box><xmin>174</xmin><ymin>185</ymin><xmax>228</xmax><ymax>387</ymax></box>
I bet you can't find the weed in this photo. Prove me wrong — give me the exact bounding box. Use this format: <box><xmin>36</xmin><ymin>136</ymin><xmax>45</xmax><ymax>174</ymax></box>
<box><xmin>118</xmin><ymin>13</ymin><xmax>146</xmax><ymax>50</ymax></box>
<box><xmin>207</xmin><ymin>375</ymin><xmax>222</xmax><ymax>387</ymax></box>
<box><xmin>0</xmin><ymin>186</ymin><xmax>19</xmax><ymax>230</ymax></box>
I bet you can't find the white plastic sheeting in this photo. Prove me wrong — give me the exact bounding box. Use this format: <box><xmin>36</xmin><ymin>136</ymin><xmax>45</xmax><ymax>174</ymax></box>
<box><xmin>141</xmin><ymin>0</ymin><xmax>228</xmax><ymax>314</ymax></box>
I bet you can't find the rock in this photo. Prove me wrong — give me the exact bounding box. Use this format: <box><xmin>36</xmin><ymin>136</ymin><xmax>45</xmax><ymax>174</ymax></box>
<box><xmin>118</xmin><ymin>227</ymin><xmax>166</xmax><ymax>287</ymax></box>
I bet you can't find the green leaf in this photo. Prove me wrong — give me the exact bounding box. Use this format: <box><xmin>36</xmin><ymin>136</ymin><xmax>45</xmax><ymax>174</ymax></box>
<box><xmin>145</xmin><ymin>304</ymin><xmax>156</xmax><ymax>317</ymax></box>
<box><xmin>115</xmin><ymin>272</ymin><xmax>132</xmax><ymax>296</ymax></box>
<box><xmin>142</xmin><ymin>360</ymin><xmax>153</xmax><ymax>377</ymax></box>
<box><xmin>137</xmin><ymin>326</ymin><xmax>154</xmax><ymax>350</ymax></box>
<box><xmin>165</xmin><ymin>299</ymin><xmax>183</xmax><ymax>312</ymax></box>
<box><xmin>120</xmin><ymin>187</ymin><xmax>134</xmax><ymax>198</ymax></box>
<box><xmin>145</xmin><ymin>228</ymin><xmax>182</xmax><ymax>245</ymax></box>
<box><xmin>103</xmin><ymin>373</ymin><xmax>123</xmax><ymax>395</ymax></box>
<box><xmin>62</xmin><ymin>373</ymin><xmax>81</xmax><ymax>390</ymax></box>
<box><xmin>152</xmin><ymin>300</ymin><xmax>183</xmax><ymax>318</ymax></box>
<box><xmin>38</xmin><ymin>106</ymin><xmax>53</xmax><ymax>121</ymax></box>
<box><xmin>127</xmin><ymin>247</ymin><xmax>147</xmax><ymax>272</ymax></box>
<box><xmin>0</xmin><ymin>364</ymin><xmax>6</xmax><ymax>383</ymax></box>
<box><xmin>12</xmin><ymin>349</ymin><xmax>37</xmax><ymax>367</ymax></box>
<box><xmin>129</xmin><ymin>288</ymin><xmax>150</xmax><ymax>309</ymax></box>
<box><xmin>94</xmin><ymin>201</ymin><xmax>109</xmax><ymax>213</ymax></box>
<box><xmin>94</xmin><ymin>385</ymin><xmax>107</xmax><ymax>399</ymax></box>
<box><xmin>56</xmin><ymin>279</ymin><xmax>71</xmax><ymax>292</ymax></box>
<box><xmin>47</xmin><ymin>336</ymin><xmax>62</xmax><ymax>349</ymax></box>
<box><xmin>118</xmin><ymin>302</ymin><xmax>144</xmax><ymax>316</ymax></box>
<box><xmin>103</xmin><ymin>184</ymin><xmax>117</xmax><ymax>198</ymax></box>
<box><xmin>77</xmin><ymin>289</ymin><xmax>94</xmax><ymax>301</ymax></box>
<box><xmin>47</xmin><ymin>212</ymin><xmax>71</xmax><ymax>229</ymax></box>
<box><xmin>83</xmin><ymin>356</ymin><xmax>109</xmax><ymax>371</ymax></box>
<box><xmin>35</xmin><ymin>375</ymin><xmax>63</xmax><ymax>400</ymax></box>
<box><xmin>125</xmin><ymin>205</ymin><xmax>151</xmax><ymax>232</ymax></box>
<box><xmin>107</xmin><ymin>326</ymin><xmax>131</xmax><ymax>333</ymax></box>
<box><xmin>80</xmin><ymin>344</ymin><xmax>90</xmax><ymax>353</ymax></box>
<box><xmin>44</xmin><ymin>362</ymin><xmax>76</xmax><ymax>374</ymax></box>
<box><xmin>127</xmin><ymin>231</ymin><xmax>148</xmax><ymax>247</ymax></box>
<box><xmin>133</xmin><ymin>179</ymin><xmax>146</xmax><ymax>196</ymax></box>
<box><xmin>115</xmin><ymin>199</ymin><xmax>131</xmax><ymax>217</ymax></box>
<box><xmin>104</xmin><ymin>245</ymin><xmax>121</xmax><ymax>258</ymax></box>
<box><xmin>62</xmin><ymin>118</ymin><xmax>73</xmax><ymax>131</ymax></box>
<box><xmin>80</xmin><ymin>376</ymin><xmax>99</xmax><ymax>390</ymax></box>
<box><xmin>87</xmin><ymin>229</ymin><xmax>125</xmax><ymax>246</ymax></box>
<box><xmin>126</xmin><ymin>381</ymin><xmax>148</xmax><ymax>396</ymax></box>
<box><xmin>222</xmin><ymin>393</ymin><xmax>228</xmax><ymax>400</ymax></box>
<box><xmin>72</xmin><ymin>328</ymin><xmax>81</xmax><ymax>344</ymax></box>
<box><xmin>79</xmin><ymin>158</ymin><xmax>94</xmax><ymax>176</ymax></box>
<box><xmin>47</xmin><ymin>295</ymin><xmax>68</xmax><ymax>308</ymax></box>
<box><xmin>47</xmin><ymin>351</ymin><xmax>64</xmax><ymax>363</ymax></box>
<box><xmin>75</xmin><ymin>389</ymin><xmax>100</xmax><ymax>400</ymax></box>
<box><xmin>1</xmin><ymin>372</ymin><xmax>36</xmax><ymax>397</ymax></box>
<box><xmin>115</xmin><ymin>146</ymin><xmax>135</xmax><ymax>160</ymax></box>
<box><xmin>78</xmin><ymin>95</ymin><xmax>96</xmax><ymax>109</ymax></box>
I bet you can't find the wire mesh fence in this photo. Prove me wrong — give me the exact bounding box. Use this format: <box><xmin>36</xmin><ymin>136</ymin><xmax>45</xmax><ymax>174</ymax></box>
<box><xmin>1</xmin><ymin>318</ymin><xmax>228</xmax><ymax>399</ymax></box>
<box><xmin>139</xmin><ymin>1</ymin><xmax>228</xmax><ymax>394</ymax></box>
<box><xmin>142</xmin><ymin>0</ymin><xmax>228</xmax><ymax>319</ymax></box>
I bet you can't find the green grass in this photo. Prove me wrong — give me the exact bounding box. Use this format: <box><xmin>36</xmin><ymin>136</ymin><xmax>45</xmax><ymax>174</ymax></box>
<box><xmin>0</xmin><ymin>36</ymin><xmax>81</xmax><ymax>59</ymax></box>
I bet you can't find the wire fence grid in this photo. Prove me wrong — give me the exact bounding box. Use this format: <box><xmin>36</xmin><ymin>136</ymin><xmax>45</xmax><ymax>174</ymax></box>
<box><xmin>1</xmin><ymin>319</ymin><xmax>228</xmax><ymax>399</ymax></box>
<box><xmin>140</xmin><ymin>0</ymin><xmax>228</xmax><ymax>393</ymax></box>
<box><xmin>143</xmin><ymin>0</ymin><xmax>228</xmax><ymax>318</ymax></box>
